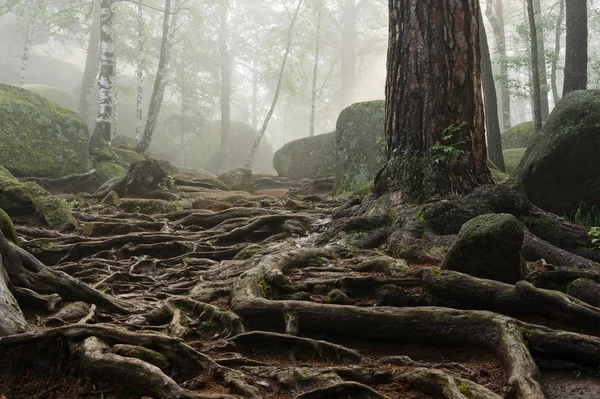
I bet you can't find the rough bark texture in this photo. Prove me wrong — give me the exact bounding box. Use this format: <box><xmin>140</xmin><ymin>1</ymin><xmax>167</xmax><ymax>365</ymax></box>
<box><xmin>562</xmin><ymin>0</ymin><xmax>587</xmax><ymax>94</ymax></box>
<box><xmin>527</xmin><ymin>0</ymin><xmax>543</xmax><ymax>133</ymax></box>
<box><xmin>374</xmin><ymin>0</ymin><xmax>493</xmax><ymax>200</ymax></box>
<box><xmin>533</xmin><ymin>0</ymin><xmax>549</xmax><ymax>120</ymax></box>
<box><xmin>550</xmin><ymin>0</ymin><xmax>564</xmax><ymax>104</ymax></box>
<box><xmin>135</xmin><ymin>0</ymin><xmax>144</xmax><ymax>143</ymax></box>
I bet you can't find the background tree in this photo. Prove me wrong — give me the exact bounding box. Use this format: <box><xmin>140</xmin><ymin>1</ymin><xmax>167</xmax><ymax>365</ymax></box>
<box><xmin>218</xmin><ymin>0</ymin><xmax>231</xmax><ymax>172</ymax></box>
<box><xmin>527</xmin><ymin>0</ymin><xmax>543</xmax><ymax>133</ymax></box>
<box><xmin>563</xmin><ymin>0</ymin><xmax>587</xmax><ymax>94</ymax></box>
<box><xmin>374</xmin><ymin>0</ymin><xmax>492</xmax><ymax>200</ymax></box>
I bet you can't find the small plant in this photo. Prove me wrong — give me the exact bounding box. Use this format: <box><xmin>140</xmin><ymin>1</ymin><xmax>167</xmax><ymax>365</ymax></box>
<box><xmin>158</xmin><ymin>174</ymin><xmax>176</xmax><ymax>191</ymax></box>
<box><xmin>430</xmin><ymin>122</ymin><xmax>470</xmax><ymax>165</ymax></box>
<box><xmin>589</xmin><ymin>227</ymin><xmax>600</xmax><ymax>250</ymax></box>
<box><xmin>566</xmin><ymin>202</ymin><xmax>600</xmax><ymax>227</ymax></box>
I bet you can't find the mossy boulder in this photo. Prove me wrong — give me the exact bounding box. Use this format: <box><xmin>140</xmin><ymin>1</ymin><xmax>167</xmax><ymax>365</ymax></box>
<box><xmin>441</xmin><ymin>213</ymin><xmax>527</xmax><ymax>284</ymax></box>
<box><xmin>22</xmin><ymin>84</ymin><xmax>78</xmax><ymax>112</ymax></box>
<box><xmin>100</xmin><ymin>191</ymin><xmax>120</xmax><ymax>206</ymax></box>
<box><xmin>0</xmin><ymin>83</ymin><xmax>91</xmax><ymax>178</ymax></box>
<box><xmin>487</xmin><ymin>159</ymin><xmax>509</xmax><ymax>182</ymax></box>
<box><xmin>0</xmin><ymin>208</ymin><xmax>18</xmax><ymax>243</ymax></box>
<box><xmin>567</xmin><ymin>279</ymin><xmax>600</xmax><ymax>307</ymax></box>
<box><xmin>112</xmin><ymin>134</ymin><xmax>138</xmax><ymax>150</ymax></box>
<box><xmin>32</xmin><ymin>195</ymin><xmax>78</xmax><ymax>231</ymax></box>
<box><xmin>511</xmin><ymin>90</ymin><xmax>600</xmax><ymax>215</ymax></box>
<box><xmin>503</xmin><ymin>148</ymin><xmax>526</xmax><ymax>174</ymax></box>
<box><xmin>0</xmin><ymin>165</ymin><xmax>49</xmax><ymax>210</ymax></box>
<box><xmin>113</xmin><ymin>148</ymin><xmax>146</xmax><ymax>164</ymax></box>
<box><xmin>501</xmin><ymin>121</ymin><xmax>538</xmax><ymax>150</ymax></box>
<box><xmin>117</xmin><ymin>198</ymin><xmax>183</xmax><ymax>215</ymax></box>
<box><xmin>217</xmin><ymin>168</ymin><xmax>254</xmax><ymax>194</ymax></box>
<box><xmin>273</xmin><ymin>132</ymin><xmax>335</xmax><ymax>179</ymax></box>
<box><xmin>95</xmin><ymin>162</ymin><xmax>127</xmax><ymax>185</ymax></box>
<box><xmin>334</xmin><ymin>101</ymin><xmax>386</xmax><ymax>195</ymax></box>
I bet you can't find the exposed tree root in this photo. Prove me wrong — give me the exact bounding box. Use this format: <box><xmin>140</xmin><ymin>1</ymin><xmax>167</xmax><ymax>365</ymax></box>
<box><xmin>294</xmin><ymin>381</ymin><xmax>389</xmax><ymax>399</ymax></box>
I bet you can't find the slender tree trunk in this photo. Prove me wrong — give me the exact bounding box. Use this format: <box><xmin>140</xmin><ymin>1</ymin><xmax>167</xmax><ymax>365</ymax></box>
<box><xmin>485</xmin><ymin>0</ymin><xmax>511</xmax><ymax>130</ymax></box>
<box><xmin>79</xmin><ymin>0</ymin><xmax>101</xmax><ymax>118</ymax></box>
<box><xmin>339</xmin><ymin>0</ymin><xmax>358</xmax><ymax>111</ymax></box>
<box><xmin>527</xmin><ymin>0</ymin><xmax>543</xmax><ymax>133</ymax></box>
<box><xmin>533</xmin><ymin>0</ymin><xmax>549</xmax><ymax>120</ymax></box>
<box><xmin>374</xmin><ymin>0</ymin><xmax>493</xmax><ymax>200</ymax></box>
<box><xmin>84</xmin><ymin>47</ymin><xmax>102</xmax><ymax>131</ymax></box>
<box><xmin>135</xmin><ymin>0</ymin><xmax>174</xmax><ymax>154</ymax></box>
<box><xmin>550</xmin><ymin>0</ymin><xmax>564</xmax><ymax>104</ymax></box>
<box><xmin>246</xmin><ymin>0</ymin><xmax>303</xmax><ymax>169</ymax></box>
<box><xmin>479</xmin><ymin>9</ymin><xmax>505</xmax><ymax>172</ymax></box>
<box><xmin>112</xmin><ymin>18</ymin><xmax>119</xmax><ymax>138</ymax></box>
<box><xmin>90</xmin><ymin>0</ymin><xmax>114</xmax><ymax>151</ymax></box>
<box><xmin>219</xmin><ymin>0</ymin><xmax>231</xmax><ymax>172</ymax></box>
<box><xmin>135</xmin><ymin>0</ymin><xmax>144</xmax><ymax>143</ymax></box>
<box><xmin>562</xmin><ymin>0</ymin><xmax>587</xmax><ymax>95</ymax></box>
<box><xmin>251</xmin><ymin>58</ymin><xmax>258</xmax><ymax>131</ymax></box>
<box><xmin>309</xmin><ymin>3</ymin><xmax>322</xmax><ymax>137</ymax></box>
<box><xmin>17</xmin><ymin>19</ymin><xmax>33</xmax><ymax>88</ymax></box>
<box><xmin>179</xmin><ymin>66</ymin><xmax>187</xmax><ymax>167</ymax></box>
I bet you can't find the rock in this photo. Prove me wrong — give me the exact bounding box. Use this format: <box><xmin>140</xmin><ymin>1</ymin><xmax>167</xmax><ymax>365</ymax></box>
<box><xmin>511</xmin><ymin>90</ymin><xmax>600</xmax><ymax>215</ymax></box>
<box><xmin>22</xmin><ymin>84</ymin><xmax>78</xmax><ymax>112</ymax></box>
<box><xmin>100</xmin><ymin>191</ymin><xmax>120</xmax><ymax>206</ymax></box>
<box><xmin>567</xmin><ymin>279</ymin><xmax>600</xmax><ymax>307</ymax></box>
<box><xmin>113</xmin><ymin>148</ymin><xmax>146</xmax><ymax>164</ymax></box>
<box><xmin>32</xmin><ymin>195</ymin><xmax>78</xmax><ymax>231</ymax></box>
<box><xmin>0</xmin><ymin>165</ymin><xmax>49</xmax><ymax>210</ymax></box>
<box><xmin>323</xmin><ymin>289</ymin><xmax>354</xmax><ymax>305</ymax></box>
<box><xmin>112</xmin><ymin>134</ymin><xmax>138</xmax><ymax>150</ymax></box>
<box><xmin>285</xmin><ymin>199</ymin><xmax>309</xmax><ymax>210</ymax></box>
<box><xmin>487</xmin><ymin>159</ymin><xmax>509</xmax><ymax>183</ymax></box>
<box><xmin>0</xmin><ymin>83</ymin><xmax>91</xmax><ymax>178</ymax></box>
<box><xmin>503</xmin><ymin>147</ymin><xmax>526</xmax><ymax>174</ymax></box>
<box><xmin>117</xmin><ymin>198</ymin><xmax>183</xmax><ymax>215</ymax></box>
<box><xmin>95</xmin><ymin>162</ymin><xmax>128</xmax><ymax>185</ymax></box>
<box><xmin>501</xmin><ymin>121</ymin><xmax>538</xmax><ymax>150</ymax></box>
<box><xmin>122</xmin><ymin>159</ymin><xmax>174</xmax><ymax>197</ymax></box>
<box><xmin>334</xmin><ymin>101</ymin><xmax>386</xmax><ymax>195</ymax></box>
<box><xmin>191</xmin><ymin>198</ymin><xmax>231</xmax><ymax>211</ymax></box>
<box><xmin>273</xmin><ymin>132</ymin><xmax>335</xmax><ymax>179</ymax></box>
<box><xmin>0</xmin><ymin>208</ymin><xmax>18</xmax><ymax>243</ymax></box>
<box><xmin>441</xmin><ymin>213</ymin><xmax>527</xmax><ymax>284</ymax></box>
<box><xmin>217</xmin><ymin>168</ymin><xmax>254</xmax><ymax>194</ymax></box>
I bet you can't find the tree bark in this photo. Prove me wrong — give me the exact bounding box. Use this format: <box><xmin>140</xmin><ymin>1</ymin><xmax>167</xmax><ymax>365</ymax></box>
<box><xmin>485</xmin><ymin>0</ymin><xmax>511</xmax><ymax>130</ymax></box>
<box><xmin>374</xmin><ymin>0</ymin><xmax>493</xmax><ymax>201</ymax></box>
<box><xmin>550</xmin><ymin>0</ymin><xmax>564</xmax><ymax>104</ymax></box>
<box><xmin>479</xmin><ymin>9</ymin><xmax>505</xmax><ymax>172</ymax></box>
<box><xmin>309</xmin><ymin>3</ymin><xmax>322</xmax><ymax>138</ymax></box>
<box><xmin>90</xmin><ymin>0</ymin><xmax>115</xmax><ymax>151</ymax></box>
<box><xmin>533</xmin><ymin>0</ymin><xmax>549</xmax><ymax>120</ymax></box>
<box><xmin>112</xmin><ymin>17</ymin><xmax>119</xmax><ymax>138</ymax></box>
<box><xmin>79</xmin><ymin>0</ymin><xmax>101</xmax><ymax>118</ymax></box>
<box><xmin>135</xmin><ymin>0</ymin><xmax>175</xmax><ymax>154</ymax></box>
<box><xmin>526</xmin><ymin>0</ymin><xmax>543</xmax><ymax>133</ymax></box>
<box><xmin>135</xmin><ymin>0</ymin><xmax>144</xmax><ymax>143</ymax></box>
<box><xmin>219</xmin><ymin>0</ymin><xmax>231</xmax><ymax>173</ymax></box>
<box><xmin>562</xmin><ymin>0</ymin><xmax>587</xmax><ymax>95</ymax></box>
<box><xmin>246</xmin><ymin>0</ymin><xmax>303</xmax><ymax>170</ymax></box>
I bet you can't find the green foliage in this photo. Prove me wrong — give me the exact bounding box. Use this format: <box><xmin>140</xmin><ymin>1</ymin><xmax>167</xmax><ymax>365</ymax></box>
<box><xmin>566</xmin><ymin>203</ymin><xmax>600</xmax><ymax>227</ymax></box>
<box><xmin>430</xmin><ymin>122</ymin><xmax>469</xmax><ymax>165</ymax></box>
<box><xmin>588</xmin><ymin>227</ymin><xmax>600</xmax><ymax>251</ymax></box>
<box><xmin>158</xmin><ymin>174</ymin><xmax>176</xmax><ymax>192</ymax></box>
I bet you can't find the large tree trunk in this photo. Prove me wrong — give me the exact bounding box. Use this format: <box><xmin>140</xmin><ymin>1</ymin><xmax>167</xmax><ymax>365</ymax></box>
<box><xmin>339</xmin><ymin>0</ymin><xmax>358</xmax><ymax>111</ymax></box>
<box><xmin>562</xmin><ymin>0</ymin><xmax>587</xmax><ymax>95</ymax></box>
<box><xmin>533</xmin><ymin>0</ymin><xmax>549</xmax><ymax>120</ymax></box>
<box><xmin>374</xmin><ymin>0</ymin><xmax>493</xmax><ymax>201</ymax></box>
<box><xmin>135</xmin><ymin>0</ymin><xmax>144</xmax><ymax>143</ymax></box>
<box><xmin>219</xmin><ymin>0</ymin><xmax>231</xmax><ymax>173</ymax></box>
<box><xmin>550</xmin><ymin>0</ymin><xmax>564</xmax><ymax>104</ymax></box>
<box><xmin>89</xmin><ymin>0</ymin><xmax>115</xmax><ymax>151</ymax></box>
<box><xmin>479</xmin><ymin>9</ymin><xmax>505</xmax><ymax>172</ymax></box>
<box><xmin>526</xmin><ymin>0</ymin><xmax>543</xmax><ymax>133</ymax></box>
<box><xmin>485</xmin><ymin>0</ymin><xmax>511</xmax><ymax>130</ymax></box>
<box><xmin>309</xmin><ymin>3</ymin><xmax>322</xmax><ymax>138</ymax></box>
<box><xmin>135</xmin><ymin>0</ymin><xmax>175</xmax><ymax>154</ymax></box>
<box><xmin>246</xmin><ymin>0</ymin><xmax>303</xmax><ymax>169</ymax></box>
<box><xmin>79</xmin><ymin>0</ymin><xmax>101</xmax><ymax>119</ymax></box>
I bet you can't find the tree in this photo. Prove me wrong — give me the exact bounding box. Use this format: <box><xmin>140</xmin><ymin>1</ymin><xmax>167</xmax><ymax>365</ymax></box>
<box><xmin>309</xmin><ymin>0</ymin><xmax>323</xmax><ymax>137</ymax></box>
<box><xmin>550</xmin><ymin>0</ymin><xmax>564</xmax><ymax>103</ymax></box>
<box><xmin>527</xmin><ymin>0</ymin><xmax>543</xmax><ymax>133</ymax></box>
<box><xmin>79</xmin><ymin>0</ymin><xmax>101</xmax><ymax>118</ymax></box>
<box><xmin>479</xmin><ymin>8</ymin><xmax>505</xmax><ymax>172</ymax></box>
<box><xmin>533</xmin><ymin>0</ymin><xmax>549</xmax><ymax>120</ymax></box>
<box><xmin>373</xmin><ymin>0</ymin><xmax>493</xmax><ymax>201</ymax></box>
<box><xmin>563</xmin><ymin>0</ymin><xmax>587</xmax><ymax>94</ymax></box>
<box><xmin>219</xmin><ymin>0</ymin><xmax>231</xmax><ymax>172</ymax></box>
<box><xmin>135</xmin><ymin>0</ymin><xmax>145</xmax><ymax>143</ymax></box>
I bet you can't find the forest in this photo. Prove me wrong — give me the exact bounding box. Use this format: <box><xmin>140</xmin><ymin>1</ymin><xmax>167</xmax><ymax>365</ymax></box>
<box><xmin>0</xmin><ymin>0</ymin><xmax>598</xmax><ymax>398</ymax></box>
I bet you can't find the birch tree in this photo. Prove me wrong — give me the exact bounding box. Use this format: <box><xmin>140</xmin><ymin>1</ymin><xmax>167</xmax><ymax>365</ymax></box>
<box><xmin>79</xmin><ymin>0</ymin><xmax>101</xmax><ymax>118</ymax></box>
<box><xmin>135</xmin><ymin>0</ymin><xmax>145</xmax><ymax>143</ymax></box>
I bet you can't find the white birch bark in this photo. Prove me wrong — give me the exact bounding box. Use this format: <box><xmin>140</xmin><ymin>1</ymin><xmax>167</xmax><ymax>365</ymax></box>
<box><xmin>17</xmin><ymin>16</ymin><xmax>34</xmax><ymax>88</ymax></box>
<box><xmin>135</xmin><ymin>0</ymin><xmax>144</xmax><ymax>143</ymax></box>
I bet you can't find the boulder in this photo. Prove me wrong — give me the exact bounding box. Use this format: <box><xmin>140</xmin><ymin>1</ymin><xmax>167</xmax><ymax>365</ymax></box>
<box><xmin>32</xmin><ymin>195</ymin><xmax>78</xmax><ymax>231</ymax></box>
<box><xmin>217</xmin><ymin>168</ymin><xmax>254</xmax><ymax>194</ymax></box>
<box><xmin>441</xmin><ymin>213</ymin><xmax>527</xmax><ymax>284</ymax></box>
<box><xmin>22</xmin><ymin>84</ymin><xmax>78</xmax><ymax>112</ymax></box>
<box><xmin>567</xmin><ymin>278</ymin><xmax>600</xmax><ymax>307</ymax></box>
<box><xmin>334</xmin><ymin>101</ymin><xmax>386</xmax><ymax>195</ymax></box>
<box><xmin>117</xmin><ymin>198</ymin><xmax>182</xmax><ymax>215</ymax></box>
<box><xmin>95</xmin><ymin>162</ymin><xmax>128</xmax><ymax>185</ymax></box>
<box><xmin>511</xmin><ymin>90</ymin><xmax>600</xmax><ymax>215</ymax></box>
<box><xmin>503</xmin><ymin>148</ymin><xmax>526</xmax><ymax>174</ymax></box>
<box><xmin>0</xmin><ymin>83</ymin><xmax>91</xmax><ymax>178</ymax></box>
<box><xmin>0</xmin><ymin>208</ymin><xmax>18</xmax><ymax>243</ymax></box>
<box><xmin>0</xmin><ymin>165</ymin><xmax>49</xmax><ymax>210</ymax></box>
<box><xmin>273</xmin><ymin>132</ymin><xmax>335</xmax><ymax>179</ymax></box>
<box><xmin>501</xmin><ymin>121</ymin><xmax>537</xmax><ymax>150</ymax></box>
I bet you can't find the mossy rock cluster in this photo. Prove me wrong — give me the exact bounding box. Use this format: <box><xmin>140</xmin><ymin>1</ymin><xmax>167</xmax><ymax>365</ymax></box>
<box><xmin>0</xmin><ymin>165</ymin><xmax>49</xmax><ymax>210</ymax></box>
<box><xmin>273</xmin><ymin>132</ymin><xmax>336</xmax><ymax>180</ymax></box>
<box><xmin>0</xmin><ymin>83</ymin><xmax>91</xmax><ymax>178</ymax></box>
<box><xmin>95</xmin><ymin>162</ymin><xmax>128</xmax><ymax>186</ymax></box>
<box><xmin>22</xmin><ymin>84</ymin><xmax>78</xmax><ymax>112</ymax></box>
<box><xmin>441</xmin><ymin>213</ymin><xmax>527</xmax><ymax>284</ymax></box>
<box><xmin>117</xmin><ymin>198</ymin><xmax>183</xmax><ymax>215</ymax></box>
<box><xmin>217</xmin><ymin>168</ymin><xmax>254</xmax><ymax>194</ymax></box>
<box><xmin>511</xmin><ymin>90</ymin><xmax>600</xmax><ymax>215</ymax></box>
<box><xmin>32</xmin><ymin>195</ymin><xmax>78</xmax><ymax>231</ymax></box>
<box><xmin>501</xmin><ymin>121</ymin><xmax>538</xmax><ymax>150</ymax></box>
<box><xmin>334</xmin><ymin>101</ymin><xmax>386</xmax><ymax>195</ymax></box>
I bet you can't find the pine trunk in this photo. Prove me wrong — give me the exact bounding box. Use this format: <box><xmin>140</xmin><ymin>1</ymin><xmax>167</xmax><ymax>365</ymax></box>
<box><xmin>135</xmin><ymin>0</ymin><xmax>144</xmax><ymax>143</ymax></box>
<box><xmin>550</xmin><ymin>0</ymin><xmax>564</xmax><ymax>103</ymax></box>
<box><xmin>246</xmin><ymin>0</ymin><xmax>303</xmax><ymax>169</ymax></box>
<box><xmin>219</xmin><ymin>0</ymin><xmax>231</xmax><ymax>173</ymax></box>
<box><xmin>309</xmin><ymin>4</ymin><xmax>322</xmax><ymax>138</ymax></box>
<box><xmin>135</xmin><ymin>0</ymin><xmax>175</xmax><ymax>154</ymax></box>
<box><xmin>79</xmin><ymin>0</ymin><xmax>101</xmax><ymax>118</ymax></box>
<box><xmin>527</xmin><ymin>0</ymin><xmax>543</xmax><ymax>133</ymax></box>
<box><xmin>90</xmin><ymin>0</ymin><xmax>114</xmax><ymax>151</ymax></box>
<box><xmin>479</xmin><ymin>9</ymin><xmax>505</xmax><ymax>172</ymax></box>
<box><xmin>374</xmin><ymin>0</ymin><xmax>493</xmax><ymax>200</ymax></box>
<box><xmin>562</xmin><ymin>0</ymin><xmax>587</xmax><ymax>94</ymax></box>
<box><xmin>533</xmin><ymin>0</ymin><xmax>549</xmax><ymax>120</ymax></box>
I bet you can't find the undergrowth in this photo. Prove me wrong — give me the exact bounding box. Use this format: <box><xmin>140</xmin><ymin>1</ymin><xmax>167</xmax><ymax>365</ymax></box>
<box><xmin>565</xmin><ymin>203</ymin><xmax>600</xmax><ymax>227</ymax></box>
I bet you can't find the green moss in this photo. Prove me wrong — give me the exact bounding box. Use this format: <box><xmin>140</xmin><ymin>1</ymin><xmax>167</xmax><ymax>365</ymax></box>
<box><xmin>273</xmin><ymin>131</ymin><xmax>336</xmax><ymax>179</ymax></box>
<box><xmin>0</xmin><ymin>165</ymin><xmax>50</xmax><ymax>210</ymax></box>
<box><xmin>501</xmin><ymin>121</ymin><xmax>538</xmax><ymax>150</ymax></box>
<box><xmin>0</xmin><ymin>83</ymin><xmax>91</xmax><ymax>178</ymax></box>
<box><xmin>503</xmin><ymin>148</ymin><xmax>527</xmax><ymax>174</ymax></box>
<box><xmin>32</xmin><ymin>196</ymin><xmax>78</xmax><ymax>231</ymax></box>
<box><xmin>22</xmin><ymin>84</ymin><xmax>78</xmax><ymax>112</ymax></box>
<box><xmin>100</xmin><ymin>191</ymin><xmax>120</xmax><ymax>206</ymax></box>
<box><xmin>0</xmin><ymin>208</ymin><xmax>18</xmax><ymax>243</ymax></box>
<box><xmin>519</xmin><ymin>326</ymin><xmax>534</xmax><ymax>345</ymax></box>
<box><xmin>456</xmin><ymin>382</ymin><xmax>472</xmax><ymax>398</ymax></box>
<box><xmin>113</xmin><ymin>147</ymin><xmax>146</xmax><ymax>164</ymax></box>
<box><xmin>95</xmin><ymin>162</ymin><xmax>127</xmax><ymax>185</ymax></box>
<box><xmin>117</xmin><ymin>198</ymin><xmax>183</xmax><ymax>215</ymax></box>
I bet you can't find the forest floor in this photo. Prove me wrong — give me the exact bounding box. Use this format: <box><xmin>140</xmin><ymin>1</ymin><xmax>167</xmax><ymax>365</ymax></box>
<box><xmin>0</xmin><ymin>176</ymin><xmax>598</xmax><ymax>399</ymax></box>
